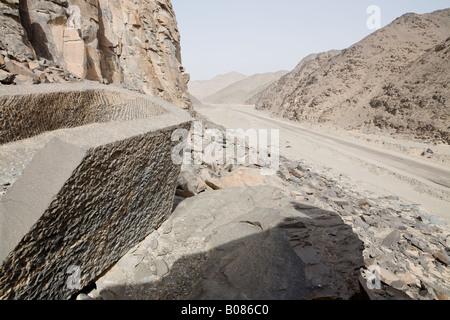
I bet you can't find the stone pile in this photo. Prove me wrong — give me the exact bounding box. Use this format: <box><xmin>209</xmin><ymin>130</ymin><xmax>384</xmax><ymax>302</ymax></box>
<box><xmin>0</xmin><ymin>52</ymin><xmax>80</xmax><ymax>85</ymax></box>
<box><xmin>277</xmin><ymin>159</ymin><xmax>450</xmax><ymax>300</ymax></box>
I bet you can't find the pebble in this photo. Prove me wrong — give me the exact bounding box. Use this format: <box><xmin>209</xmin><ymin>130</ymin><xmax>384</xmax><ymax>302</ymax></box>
<box><xmin>155</xmin><ymin>259</ymin><xmax>169</xmax><ymax>277</ymax></box>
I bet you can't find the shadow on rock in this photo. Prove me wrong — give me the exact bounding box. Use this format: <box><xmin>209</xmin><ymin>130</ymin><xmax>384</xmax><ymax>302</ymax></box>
<box><xmin>100</xmin><ymin>197</ymin><xmax>365</xmax><ymax>300</ymax></box>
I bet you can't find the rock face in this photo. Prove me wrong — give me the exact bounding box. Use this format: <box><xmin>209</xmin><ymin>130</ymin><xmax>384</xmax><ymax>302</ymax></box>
<box><xmin>0</xmin><ymin>83</ymin><xmax>192</xmax><ymax>300</ymax></box>
<box><xmin>0</xmin><ymin>0</ymin><xmax>192</xmax><ymax>111</ymax></box>
<box><xmin>250</xmin><ymin>9</ymin><xmax>450</xmax><ymax>143</ymax></box>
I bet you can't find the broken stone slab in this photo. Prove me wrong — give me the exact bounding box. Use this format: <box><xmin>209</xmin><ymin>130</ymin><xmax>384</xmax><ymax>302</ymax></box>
<box><xmin>358</xmin><ymin>275</ymin><xmax>378</xmax><ymax>300</ymax></box>
<box><xmin>354</xmin><ymin>216</ymin><xmax>370</xmax><ymax>229</ymax></box>
<box><xmin>0</xmin><ymin>69</ymin><xmax>15</xmax><ymax>84</ymax></box>
<box><xmin>433</xmin><ymin>251</ymin><xmax>449</xmax><ymax>266</ymax></box>
<box><xmin>0</xmin><ymin>83</ymin><xmax>192</xmax><ymax>300</ymax></box>
<box><xmin>277</xmin><ymin>166</ymin><xmax>291</xmax><ymax>181</ymax></box>
<box><xmin>381</xmin><ymin>230</ymin><xmax>401</xmax><ymax>248</ymax></box>
<box><xmin>177</xmin><ymin>170</ymin><xmax>207</xmax><ymax>196</ymax></box>
<box><xmin>329</xmin><ymin>197</ymin><xmax>350</xmax><ymax>207</ymax></box>
<box><xmin>289</xmin><ymin>168</ymin><xmax>304</xmax><ymax>180</ymax></box>
<box><xmin>383</xmin><ymin>285</ymin><xmax>412</xmax><ymax>300</ymax></box>
<box><xmin>403</xmin><ymin>233</ymin><xmax>431</xmax><ymax>253</ymax></box>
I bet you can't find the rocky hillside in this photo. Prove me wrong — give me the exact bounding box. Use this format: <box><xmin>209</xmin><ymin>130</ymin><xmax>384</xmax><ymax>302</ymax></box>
<box><xmin>247</xmin><ymin>50</ymin><xmax>341</xmax><ymax>105</ymax></box>
<box><xmin>203</xmin><ymin>70</ymin><xmax>288</xmax><ymax>105</ymax></box>
<box><xmin>251</xmin><ymin>9</ymin><xmax>450</xmax><ymax>143</ymax></box>
<box><xmin>368</xmin><ymin>37</ymin><xmax>450</xmax><ymax>143</ymax></box>
<box><xmin>0</xmin><ymin>0</ymin><xmax>192</xmax><ymax>111</ymax></box>
<box><xmin>188</xmin><ymin>71</ymin><xmax>247</xmax><ymax>100</ymax></box>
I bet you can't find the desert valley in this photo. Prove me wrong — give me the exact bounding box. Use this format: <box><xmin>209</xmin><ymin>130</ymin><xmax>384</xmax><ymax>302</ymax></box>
<box><xmin>0</xmin><ymin>0</ymin><xmax>449</xmax><ymax>303</ymax></box>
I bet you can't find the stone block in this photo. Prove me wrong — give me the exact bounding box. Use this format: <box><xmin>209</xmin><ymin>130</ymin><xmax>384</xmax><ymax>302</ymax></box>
<box><xmin>0</xmin><ymin>83</ymin><xmax>192</xmax><ymax>299</ymax></box>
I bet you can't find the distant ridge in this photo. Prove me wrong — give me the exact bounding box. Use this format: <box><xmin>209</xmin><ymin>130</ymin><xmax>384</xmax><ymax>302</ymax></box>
<box><xmin>203</xmin><ymin>70</ymin><xmax>288</xmax><ymax>105</ymax></box>
<box><xmin>188</xmin><ymin>72</ymin><xmax>247</xmax><ymax>100</ymax></box>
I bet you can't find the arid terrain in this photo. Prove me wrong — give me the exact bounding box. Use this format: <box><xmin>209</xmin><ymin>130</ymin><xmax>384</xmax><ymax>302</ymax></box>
<box><xmin>0</xmin><ymin>1</ymin><xmax>449</xmax><ymax>302</ymax></box>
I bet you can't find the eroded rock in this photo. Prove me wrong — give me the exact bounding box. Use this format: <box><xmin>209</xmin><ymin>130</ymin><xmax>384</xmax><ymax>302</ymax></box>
<box><xmin>0</xmin><ymin>83</ymin><xmax>192</xmax><ymax>300</ymax></box>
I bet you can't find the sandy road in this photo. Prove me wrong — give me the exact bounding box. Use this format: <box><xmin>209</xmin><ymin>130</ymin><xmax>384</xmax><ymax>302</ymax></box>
<box><xmin>196</xmin><ymin>104</ymin><xmax>450</xmax><ymax>223</ymax></box>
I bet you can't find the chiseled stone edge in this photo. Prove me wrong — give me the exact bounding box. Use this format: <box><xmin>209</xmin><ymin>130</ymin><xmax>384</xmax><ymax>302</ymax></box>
<box><xmin>0</xmin><ymin>82</ymin><xmax>186</xmax><ymax>144</ymax></box>
<box><xmin>0</xmin><ymin>84</ymin><xmax>192</xmax><ymax>299</ymax></box>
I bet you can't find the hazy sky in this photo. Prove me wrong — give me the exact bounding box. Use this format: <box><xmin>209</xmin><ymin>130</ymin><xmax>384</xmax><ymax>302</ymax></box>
<box><xmin>172</xmin><ymin>0</ymin><xmax>450</xmax><ymax>81</ymax></box>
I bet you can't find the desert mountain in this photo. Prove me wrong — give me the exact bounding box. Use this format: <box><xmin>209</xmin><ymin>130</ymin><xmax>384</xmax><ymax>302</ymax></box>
<box><xmin>188</xmin><ymin>71</ymin><xmax>247</xmax><ymax>100</ymax></box>
<box><xmin>203</xmin><ymin>70</ymin><xmax>288</xmax><ymax>105</ymax></box>
<box><xmin>250</xmin><ymin>9</ymin><xmax>450</xmax><ymax>143</ymax></box>
<box><xmin>367</xmin><ymin>36</ymin><xmax>450</xmax><ymax>143</ymax></box>
<box><xmin>247</xmin><ymin>51</ymin><xmax>341</xmax><ymax>105</ymax></box>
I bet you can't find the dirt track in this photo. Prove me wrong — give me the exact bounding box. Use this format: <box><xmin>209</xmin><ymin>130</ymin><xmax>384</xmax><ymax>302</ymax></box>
<box><xmin>196</xmin><ymin>104</ymin><xmax>450</xmax><ymax>223</ymax></box>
